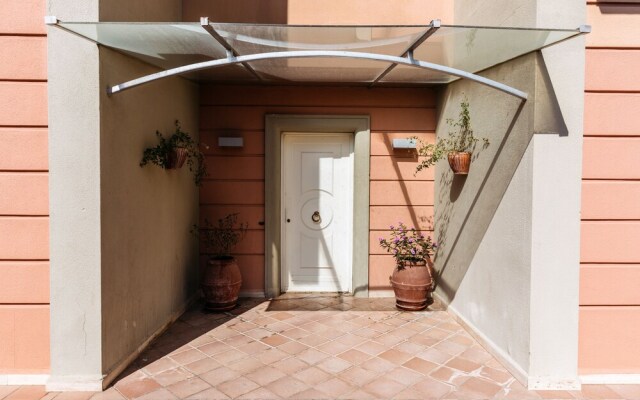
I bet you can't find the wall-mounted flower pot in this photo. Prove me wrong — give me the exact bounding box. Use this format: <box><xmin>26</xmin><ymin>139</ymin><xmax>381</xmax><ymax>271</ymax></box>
<box><xmin>389</xmin><ymin>259</ymin><xmax>434</xmax><ymax>311</ymax></box>
<box><xmin>167</xmin><ymin>147</ymin><xmax>188</xmax><ymax>169</ymax></box>
<box><xmin>202</xmin><ymin>257</ymin><xmax>242</xmax><ymax>311</ymax></box>
<box><xmin>447</xmin><ymin>151</ymin><xmax>471</xmax><ymax>175</ymax></box>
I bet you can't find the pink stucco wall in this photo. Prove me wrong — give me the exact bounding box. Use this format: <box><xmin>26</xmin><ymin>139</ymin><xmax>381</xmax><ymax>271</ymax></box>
<box><xmin>198</xmin><ymin>85</ymin><xmax>436</xmax><ymax>294</ymax></box>
<box><xmin>0</xmin><ymin>0</ymin><xmax>50</xmax><ymax>374</ymax></box>
<box><xmin>579</xmin><ymin>1</ymin><xmax>640</xmax><ymax>374</ymax></box>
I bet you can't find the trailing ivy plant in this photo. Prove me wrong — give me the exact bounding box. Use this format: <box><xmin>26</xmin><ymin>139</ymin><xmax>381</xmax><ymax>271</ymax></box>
<box><xmin>413</xmin><ymin>96</ymin><xmax>488</xmax><ymax>174</ymax></box>
<box><xmin>140</xmin><ymin>120</ymin><xmax>207</xmax><ymax>185</ymax></box>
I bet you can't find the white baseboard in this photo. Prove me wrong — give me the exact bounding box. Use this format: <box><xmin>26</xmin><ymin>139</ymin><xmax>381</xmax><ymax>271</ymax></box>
<box><xmin>437</xmin><ymin>293</ymin><xmax>581</xmax><ymax>391</ymax></box>
<box><xmin>581</xmin><ymin>374</ymin><xmax>640</xmax><ymax>384</ymax></box>
<box><xmin>436</xmin><ymin>293</ymin><xmax>529</xmax><ymax>386</ymax></box>
<box><xmin>368</xmin><ymin>290</ymin><xmax>395</xmax><ymax>298</ymax></box>
<box><xmin>0</xmin><ymin>374</ymin><xmax>49</xmax><ymax>386</ymax></box>
<box><xmin>46</xmin><ymin>293</ymin><xmax>199</xmax><ymax>392</ymax></box>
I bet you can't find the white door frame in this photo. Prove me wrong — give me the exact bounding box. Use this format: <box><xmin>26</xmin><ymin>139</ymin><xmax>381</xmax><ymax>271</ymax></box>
<box><xmin>281</xmin><ymin>132</ymin><xmax>354</xmax><ymax>293</ymax></box>
<box><xmin>265</xmin><ymin>115</ymin><xmax>370</xmax><ymax>298</ymax></box>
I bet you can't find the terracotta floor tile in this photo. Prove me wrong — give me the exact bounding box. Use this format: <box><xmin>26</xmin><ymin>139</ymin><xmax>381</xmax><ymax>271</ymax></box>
<box><xmin>375</xmin><ymin>333</ymin><xmax>406</xmax><ymax>347</ymax></box>
<box><xmin>152</xmin><ymin>368</ymin><xmax>194</xmax><ymax>387</ymax></box>
<box><xmin>386</xmin><ymin>366</ymin><xmax>425</xmax><ymax>386</ymax></box>
<box><xmin>338</xmin><ymin>349</ymin><xmax>371</xmax><ymax>365</ymax></box>
<box><xmin>265</xmin><ymin>377</ymin><xmax>309</xmax><ymax>398</ymax></box>
<box><xmin>222</xmin><ymin>334</ymin><xmax>254</xmax><ymax>348</ymax></box>
<box><xmin>393</xmin><ymin>340</ymin><xmax>426</xmax><ymax>355</ymax></box>
<box><xmin>535</xmin><ymin>390</ymin><xmax>575</xmax><ymax>399</ymax></box>
<box><xmin>115</xmin><ymin>378</ymin><xmax>162</xmax><ymax>399</ymax></box>
<box><xmin>89</xmin><ymin>388</ymin><xmax>126</xmax><ymax>400</ymax></box>
<box><xmin>183</xmin><ymin>356</ymin><xmax>220</xmax><ymax>375</ymax></box>
<box><xmin>226</xmin><ymin>357</ymin><xmax>264</xmax><ymax>374</ymax></box>
<box><xmin>316</xmin><ymin>377</ymin><xmax>357</xmax><ymax>398</ymax></box>
<box><xmin>458</xmin><ymin>376</ymin><xmax>502</xmax><ymax>398</ymax></box>
<box><xmin>197</xmin><ymin>341</ymin><xmax>231</xmax><ymax>356</ymax></box>
<box><xmin>317</xmin><ymin>340</ymin><xmax>351</xmax><ymax>355</ymax></box>
<box><xmin>292</xmin><ymin>366</ymin><xmax>331</xmax><ymax>386</ymax></box>
<box><xmin>236</xmin><ymin>387</ymin><xmax>280</xmax><ymax>400</ymax></box>
<box><xmin>0</xmin><ymin>386</ymin><xmax>20</xmax><ymax>400</ymax></box>
<box><xmin>6</xmin><ymin>387</ymin><xmax>48</xmax><ymax>400</ymax></box>
<box><xmin>170</xmin><ymin>349</ymin><xmax>207</xmax><ymax>366</ymax></box>
<box><xmin>298</xmin><ymin>333</ymin><xmax>330</xmax><ymax>347</ymax></box>
<box><xmin>260</xmin><ymin>334</ymin><xmax>290</xmax><ymax>347</ymax></box>
<box><xmin>341</xmin><ymin>389</ymin><xmax>377</xmax><ymax>400</ymax></box>
<box><xmin>211</xmin><ymin>349</ymin><xmax>247</xmax><ymax>364</ymax></box>
<box><xmin>445</xmin><ymin>357</ymin><xmax>482</xmax><ymax>374</ymax></box>
<box><xmin>183</xmin><ymin>387</ymin><xmax>229</xmax><ymax>400</ymax></box>
<box><xmin>393</xmin><ymin>386</ymin><xmax>425</xmax><ymax>400</ymax></box>
<box><xmin>378</xmin><ymin>349</ymin><xmax>414</xmax><ymax>365</ymax></box>
<box><xmin>297</xmin><ymin>348</ymin><xmax>331</xmax><ymax>365</ymax></box>
<box><xmin>271</xmin><ymin>357</ymin><xmax>310</xmax><ymax>374</ymax></box>
<box><xmin>430</xmin><ymin>366</ymin><xmax>458</xmax><ymax>383</ymax></box>
<box><xmin>478</xmin><ymin>366</ymin><xmax>512</xmax><ymax>385</ymax></box>
<box><xmin>280</xmin><ymin>328</ymin><xmax>310</xmax><ymax>341</ymax></box>
<box><xmin>316</xmin><ymin>356</ymin><xmax>353</xmax><ymax>374</ymax></box>
<box><xmin>607</xmin><ymin>384</ymin><xmax>640</xmax><ymax>400</ymax></box>
<box><xmin>360</xmin><ymin>356</ymin><xmax>397</xmax><ymax>373</ymax></box>
<box><xmin>403</xmin><ymin>357</ymin><xmax>439</xmax><ymax>375</ymax></box>
<box><xmin>293</xmin><ymin>388</ymin><xmax>328</xmax><ymax>400</ymax></box>
<box><xmin>340</xmin><ymin>366</ymin><xmax>381</xmax><ymax>386</ymax></box>
<box><xmin>227</xmin><ymin>321</ymin><xmax>257</xmax><ymax>333</ymax></box>
<box><xmin>187</xmin><ymin>334</ymin><xmax>217</xmax><ymax>348</ymax></box>
<box><xmin>216</xmin><ymin>377</ymin><xmax>259</xmax><ymax>399</ymax></box>
<box><xmin>355</xmin><ymin>340</ymin><xmax>388</xmax><ymax>356</ymax></box>
<box><xmin>165</xmin><ymin>377</ymin><xmax>210</xmax><ymax>399</ymax></box>
<box><xmin>199</xmin><ymin>366</ymin><xmax>240</xmax><ymax>387</ymax></box>
<box><xmin>244</xmin><ymin>366</ymin><xmax>286</xmax><ymax>386</ymax></box>
<box><xmin>434</xmin><ymin>340</ymin><xmax>469</xmax><ymax>356</ymax></box>
<box><xmin>411</xmin><ymin>376</ymin><xmax>453</xmax><ymax>399</ymax></box>
<box><xmin>39</xmin><ymin>393</ymin><xmax>57</xmax><ymax>400</ymax></box>
<box><xmin>417</xmin><ymin>347</ymin><xmax>454</xmax><ymax>365</ymax></box>
<box><xmin>236</xmin><ymin>340</ymin><xmax>270</xmax><ymax>355</ymax></box>
<box><xmin>143</xmin><ymin>357</ymin><xmax>179</xmax><ymax>376</ymax></box>
<box><xmin>51</xmin><ymin>392</ymin><xmax>95</xmax><ymax>400</ymax></box>
<box><xmin>362</xmin><ymin>376</ymin><xmax>406</xmax><ymax>398</ymax></box>
<box><xmin>335</xmin><ymin>333</ymin><xmax>367</xmax><ymax>347</ymax></box>
<box><xmin>277</xmin><ymin>340</ymin><xmax>309</xmax><ymax>355</ymax></box>
<box><xmin>256</xmin><ymin>348</ymin><xmax>289</xmax><ymax>365</ymax></box>
<box><xmin>577</xmin><ymin>384</ymin><xmax>624</xmax><ymax>399</ymax></box>
<box><xmin>135</xmin><ymin>388</ymin><xmax>177</xmax><ymax>400</ymax></box>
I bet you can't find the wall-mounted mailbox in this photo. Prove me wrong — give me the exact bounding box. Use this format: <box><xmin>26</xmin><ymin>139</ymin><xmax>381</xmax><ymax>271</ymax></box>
<box><xmin>392</xmin><ymin>138</ymin><xmax>417</xmax><ymax>149</ymax></box>
<box><xmin>218</xmin><ymin>137</ymin><xmax>244</xmax><ymax>147</ymax></box>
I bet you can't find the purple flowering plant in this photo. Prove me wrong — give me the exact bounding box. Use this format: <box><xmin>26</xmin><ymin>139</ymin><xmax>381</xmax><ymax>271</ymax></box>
<box><xmin>378</xmin><ymin>222</ymin><xmax>436</xmax><ymax>266</ymax></box>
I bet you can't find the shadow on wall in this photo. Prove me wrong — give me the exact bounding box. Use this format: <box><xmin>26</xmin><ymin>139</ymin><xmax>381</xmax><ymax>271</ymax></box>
<box><xmin>434</xmin><ymin>53</ymin><xmax>567</xmax><ymax>303</ymax></box>
<box><xmin>183</xmin><ymin>0</ymin><xmax>288</xmax><ymax>23</ymax></box>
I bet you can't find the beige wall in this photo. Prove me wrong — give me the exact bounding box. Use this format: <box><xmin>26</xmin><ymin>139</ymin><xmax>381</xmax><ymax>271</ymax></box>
<box><xmin>198</xmin><ymin>85</ymin><xmax>437</xmax><ymax>296</ymax></box>
<box><xmin>0</xmin><ymin>0</ymin><xmax>49</xmax><ymax>376</ymax></box>
<box><xmin>183</xmin><ymin>0</ymin><xmax>453</xmax><ymax>24</ymax></box>
<box><xmin>99</xmin><ymin>48</ymin><xmax>199</xmax><ymax>378</ymax></box>
<box><xmin>579</xmin><ymin>1</ymin><xmax>640</xmax><ymax>376</ymax></box>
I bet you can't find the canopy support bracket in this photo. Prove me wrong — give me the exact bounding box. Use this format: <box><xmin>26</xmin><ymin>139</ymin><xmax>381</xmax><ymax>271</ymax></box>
<box><xmin>106</xmin><ymin>50</ymin><xmax>529</xmax><ymax>100</ymax></box>
<box><xmin>200</xmin><ymin>17</ymin><xmax>264</xmax><ymax>81</ymax></box>
<box><xmin>369</xmin><ymin>19</ymin><xmax>441</xmax><ymax>87</ymax></box>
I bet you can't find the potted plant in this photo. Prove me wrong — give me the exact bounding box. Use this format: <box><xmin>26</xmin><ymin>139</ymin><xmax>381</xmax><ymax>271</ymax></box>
<box><xmin>195</xmin><ymin>214</ymin><xmax>248</xmax><ymax>311</ymax></box>
<box><xmin>413</xmin><ymin>96</ymin><xmax>488</xmax><ymax>175</ymax></box>
<box><xmin>379</xmin><ymin>222</ymin><xmax>437</xmax><ymax>311</ymax></box>
<box><xmin>140</xmin><ymin>120</ymin><xmax>207</xmax><ymax>185</ymax></box>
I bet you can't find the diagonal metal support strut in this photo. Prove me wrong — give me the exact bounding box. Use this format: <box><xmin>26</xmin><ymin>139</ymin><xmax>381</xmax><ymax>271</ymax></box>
<box><xmin>200</xmin><ymin>17</ymin><xmax>264</xmax><ymax>81</ymax></box>
<box><xmin>369</xmin><ymin>19</ymin><xmax>441</xmax><ymax>87</ymax></box>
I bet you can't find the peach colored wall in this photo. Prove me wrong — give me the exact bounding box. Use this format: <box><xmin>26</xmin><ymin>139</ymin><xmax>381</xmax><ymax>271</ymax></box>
<box><xmin>199</xmin><ymin>85</ymin><xmax>436</xmax><ymax>294</ymax></box>
<box><xmin>183</xmin><ymin>0</ymin><xmax>453</xmax><ymax>24</ymax></box>
<box><xmin>0</xmin><ymin>0</ymin><xmax>49</xmax><ymax>374</ymax></box>
<box><xmin>579</xmin><ymin>1</ymin><xmax>640</xmax><ymax>374</ymax></box>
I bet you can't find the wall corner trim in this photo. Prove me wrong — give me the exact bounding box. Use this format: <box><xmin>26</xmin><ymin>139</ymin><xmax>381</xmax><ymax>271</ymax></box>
<box><xmin>580</xmin><ymin>374</ymin><xmax>640</xmax><ymax>385</ymax></box>
<box><xmin>46</xmin><ymin>375</ymin><xmax>104</xmax><ymax>392</ymax></box>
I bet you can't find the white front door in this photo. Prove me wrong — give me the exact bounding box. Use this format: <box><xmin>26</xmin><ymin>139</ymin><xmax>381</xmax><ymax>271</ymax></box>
<box><xmin>282</xmin><ymin>133</ymin><xmax>354</xmax><ymax>292</ymax></box>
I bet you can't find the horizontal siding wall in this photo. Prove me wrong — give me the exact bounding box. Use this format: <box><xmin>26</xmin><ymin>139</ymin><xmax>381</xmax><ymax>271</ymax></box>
<box><xmin>579</xmin><ymin>1</ymin><xmax>640</xmax><ymax>375</ymax></box>
<box><xmin>199</xmin><ymin>85</ymin><xmax>436</xmax><ymax>295</ymax></box>
<box><xmin>0</xmin><ymin>0</ymin><xmax>49</xmax><ymax>375</ymax></box>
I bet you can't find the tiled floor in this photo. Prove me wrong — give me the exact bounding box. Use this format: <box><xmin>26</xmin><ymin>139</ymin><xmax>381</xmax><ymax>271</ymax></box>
<box><xmin>3</xmin><ymin>294</ymin><xmax>640</xmax><ymax>400</ymax></box>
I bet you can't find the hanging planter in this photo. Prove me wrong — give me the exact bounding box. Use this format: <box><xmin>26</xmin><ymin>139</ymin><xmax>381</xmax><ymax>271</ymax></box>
<box><xmin>140</xmin><ymin>120</ymin><xmax>207</xmax><ymax>185</ymax></box>
<box><xmin>413</xmin><ymin>95</ymin><xmax>488</xmax><ymax>176</ymax></box>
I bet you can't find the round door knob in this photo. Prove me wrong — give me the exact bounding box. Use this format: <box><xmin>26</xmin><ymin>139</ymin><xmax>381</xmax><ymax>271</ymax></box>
<box><xmin>311</xmin><ymin>211</ymin><xmax>321</xmax><ymax>223</ymax></box>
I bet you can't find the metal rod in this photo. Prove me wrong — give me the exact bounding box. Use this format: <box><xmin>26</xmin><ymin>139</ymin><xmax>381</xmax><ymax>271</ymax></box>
<box><xmin>200</xmin><ymin>17</ymin><xmax>264</xmax><ymax>81</ymax></box>
<box><xmin>108</xmin><ymin>50</ymin><xmax>528</xmax><ymax>100</ymax></box>
<box><xmin>369</xmin><ymin>19</ymin><xmax>441</xmax><ymax>87</ymax></box>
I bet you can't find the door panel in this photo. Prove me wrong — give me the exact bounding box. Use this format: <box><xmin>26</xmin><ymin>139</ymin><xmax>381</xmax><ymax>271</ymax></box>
<box><xmin>283</xmin><ymin>134</ymin><xmax>353</xmax><ymax>292</ymax></box>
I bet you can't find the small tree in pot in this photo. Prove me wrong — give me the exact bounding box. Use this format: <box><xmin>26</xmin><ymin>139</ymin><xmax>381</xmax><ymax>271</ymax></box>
<box><xmin>195</xmin><ymin>214</ymin><xmax>248</xmax><ymax>311</ymax></box>
<box><xmin>379</xmin><ymin>222</ymin><xmax>437</xmax><ymax>311</ymax></box>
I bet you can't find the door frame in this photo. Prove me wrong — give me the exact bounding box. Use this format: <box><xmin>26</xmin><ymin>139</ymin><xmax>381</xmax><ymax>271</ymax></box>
<box><xmin>265</xmin><ymin>115</ymin><xmax>370</xmax><ymax>298</ymax></box>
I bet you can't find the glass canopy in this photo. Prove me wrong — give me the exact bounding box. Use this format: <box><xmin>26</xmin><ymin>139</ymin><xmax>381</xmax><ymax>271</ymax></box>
<box><xmin>54</xmin><ymin>20</ymin><xmax>587</xmax><ymax>97</ymax></box>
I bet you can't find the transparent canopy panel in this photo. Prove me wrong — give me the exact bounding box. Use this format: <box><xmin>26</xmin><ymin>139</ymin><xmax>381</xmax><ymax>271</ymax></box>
<box><xmin>57</xmin><ymin>21</ymin><xmax>583</xmax><ymax>85</ymax></box>
<box><xmin>381</xmin><ymin>25</ymin><xmax>580</xmax><ymax>84</ymax></box>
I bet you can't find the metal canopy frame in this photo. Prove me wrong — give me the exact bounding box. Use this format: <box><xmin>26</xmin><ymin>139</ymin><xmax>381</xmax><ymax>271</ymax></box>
<box><xmin>45</xmin><ymin>17</ymin><xmax>592</xmax><ymax>101</ymax></box>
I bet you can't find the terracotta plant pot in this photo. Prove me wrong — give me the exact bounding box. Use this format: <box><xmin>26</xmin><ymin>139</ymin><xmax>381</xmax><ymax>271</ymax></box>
<box><xmin>202</xmin><ymin>257</ymin><xmax>242</xmax><ymax>311</ymax></box>
<box><xmin>389</xmin><ymin>259</ymin><xmax>434</xmax><ymax>311</ymax></box>
<box><xmin>167</xmin><ymin>147</ymin><xmax>188</xmax><ymax>169</ymax></box>
<box><xmin>447</xmin><ymin>151</ymin><xmax>471</xmax><ymax>175</ymax></box>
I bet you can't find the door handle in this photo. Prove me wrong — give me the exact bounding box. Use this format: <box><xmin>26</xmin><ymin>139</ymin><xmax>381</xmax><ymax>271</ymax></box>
<box><xmin>311</xmin><ymin>211</ymin><xmax>321</xmax><ymax>223</ymax></box>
